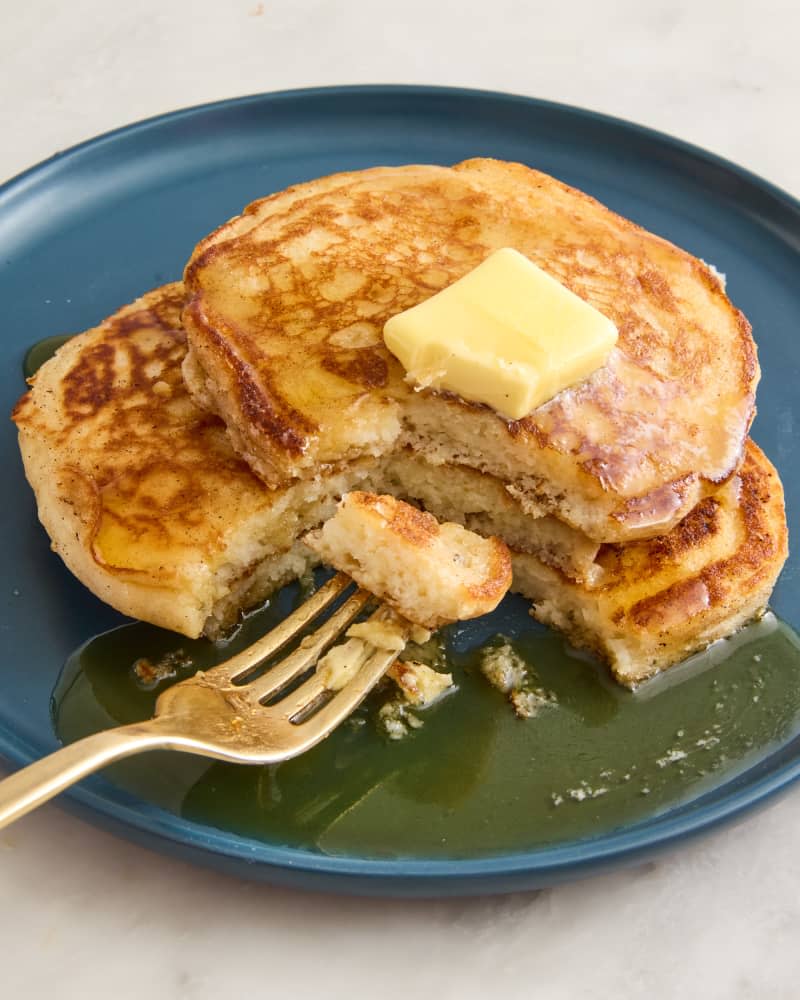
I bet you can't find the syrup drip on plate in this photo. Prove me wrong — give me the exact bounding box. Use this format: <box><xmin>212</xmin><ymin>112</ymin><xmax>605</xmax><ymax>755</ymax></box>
<box><xmin>23</xmin><ymin>334</ymin><xmax>73</xmax><ymax>378</ymax></box>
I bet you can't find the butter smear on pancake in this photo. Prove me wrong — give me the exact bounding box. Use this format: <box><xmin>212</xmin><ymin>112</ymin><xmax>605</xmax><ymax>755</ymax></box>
<box><xmin>383</xmin><ymin>248</ymin><xmax>618</xmax><ymax>420</ymax></box>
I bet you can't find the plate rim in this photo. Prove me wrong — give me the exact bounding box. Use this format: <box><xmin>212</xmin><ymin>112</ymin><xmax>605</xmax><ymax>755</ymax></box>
<box><xmin>2</xmin><ymin>83</ymin><xmax>799</xmax><ymax>892</ymax></box>
<box><xmin>3</xmin><ymin>83</ymin><xmax>800</xmax><ymax>219</ymax></box>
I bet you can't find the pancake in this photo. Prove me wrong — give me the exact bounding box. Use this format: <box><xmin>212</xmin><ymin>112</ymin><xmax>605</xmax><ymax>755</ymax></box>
<box><xmin>182</xmin><ymin>158</ymin><xmax>758</xmax><ymax>543</ymax></box>
<box><xmin>511</xmin><ymin>439</ymin><xmax>787</xmax><ymax>686</ymax></box>
<box><xmin>304</xmin><ymin>491</ymin><xmax>512</xmax><ymax>629</ymax></box>
<box><xmin>12</xmin><ymin>285</ymin><xmax>372</xmax><ymax>638</ymax></box>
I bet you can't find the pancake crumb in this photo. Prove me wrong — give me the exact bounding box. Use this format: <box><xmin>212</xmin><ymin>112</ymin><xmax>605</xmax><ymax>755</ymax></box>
<box><xmin>479</xmin><ymin>641</ymin><xmax>556</xmax><ymax>719</ymax></box>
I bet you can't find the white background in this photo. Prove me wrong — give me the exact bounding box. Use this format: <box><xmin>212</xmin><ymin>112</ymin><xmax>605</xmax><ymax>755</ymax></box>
<box><xmin>3</xmin><ymin>1</ymin><xmax>799</xmax><ymax>996</ymax></box>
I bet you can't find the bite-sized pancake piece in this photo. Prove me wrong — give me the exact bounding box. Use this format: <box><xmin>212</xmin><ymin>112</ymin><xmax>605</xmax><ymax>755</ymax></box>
<box><xmin>12</xmin><ymin>285</ymin><xmax>370</xmax><ymax>638</ymax></box>
<box><xmin>511</xmin><ymin>440</ymin><xmax>787</xmax><ymax>686</ymax></box>
<box><xmin>304</xmin><ymin>492</ymin><xmax>512</xmax><ymax>629</ymax></box>
<box><xmin>183</xmin><ymin>158</ymin><xmax>757</xmax><ymax>542</ymax></box>
<box><xmin>376</xmin><ymin>448</ymin><xmax>602</xmax><ymax>585</ymax></box>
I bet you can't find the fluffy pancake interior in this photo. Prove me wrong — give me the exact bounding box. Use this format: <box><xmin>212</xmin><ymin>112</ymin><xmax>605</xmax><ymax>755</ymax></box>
<box><xmin>375</xmin><ymin>448</ymin><xmax>603</xmax><ymax>586</ymax></box>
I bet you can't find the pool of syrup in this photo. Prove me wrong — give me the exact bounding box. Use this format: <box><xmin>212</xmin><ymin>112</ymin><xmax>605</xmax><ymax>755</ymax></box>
<box><xmin>52</xmin><ymin>590</ymin><xmax>800</xmax><ymax>859</ymax></box>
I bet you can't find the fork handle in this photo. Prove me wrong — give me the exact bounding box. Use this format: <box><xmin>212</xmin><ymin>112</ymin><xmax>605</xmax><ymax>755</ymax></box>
<box><xmin>0</xmin><ymin>723</ymin><xmax>172</xmax><ymax>830</ymax></box>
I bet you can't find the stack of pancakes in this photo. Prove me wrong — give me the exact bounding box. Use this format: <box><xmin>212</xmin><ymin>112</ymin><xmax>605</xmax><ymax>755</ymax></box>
<box><xmin>13</xmin><ymin>159</ymin><xmax>787</xmax><ymax>685</ymax></box>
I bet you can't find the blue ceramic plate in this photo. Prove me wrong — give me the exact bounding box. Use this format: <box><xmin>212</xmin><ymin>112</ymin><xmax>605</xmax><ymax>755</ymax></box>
<box><xmin>2</xmin><ymin>86</ymin><xmax>799</xmax><ymax>896</ymax></box>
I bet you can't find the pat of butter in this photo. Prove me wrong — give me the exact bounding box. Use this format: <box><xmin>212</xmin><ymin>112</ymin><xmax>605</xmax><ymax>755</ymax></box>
<box><xmin>383</xmin><ymin>248</ymin><xmax>618</xmax><ymax>420</ymax></box>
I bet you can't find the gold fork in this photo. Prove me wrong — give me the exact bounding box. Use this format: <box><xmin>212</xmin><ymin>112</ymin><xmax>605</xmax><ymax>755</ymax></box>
<box><xmin>0</xmin><ymin>573</ymin><xmax>407</xmax><ymax>830</ymax></box>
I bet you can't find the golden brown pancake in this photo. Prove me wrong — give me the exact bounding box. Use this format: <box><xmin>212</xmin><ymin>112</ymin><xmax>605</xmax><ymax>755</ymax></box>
<box><xmin>12</xmin><ymin>284</ymin><xmax>372</xmax><ymax>638</ymax></box>
<box><xmin>182</xmin><ymin>158</ymin><xmax>758</xmax><ymax>543</ymax></box>
<box><xmin>511</xmin><ymin>439</ymin><xmax>787</xmax><ymax>686</ymax></box>
<box><xmin>304</xmin><ymin>491</ymin><xmax>512</xmax><ymax>629</ymax></box>
<box><xmin>11</xmin><ymin>157</ymin><xmax>785</xmax><ymax>685</ymax></box>
<box><xmin>12</xmin><ymin>284</ymin><xmax>785</xmax><ymax>684</ymax></box>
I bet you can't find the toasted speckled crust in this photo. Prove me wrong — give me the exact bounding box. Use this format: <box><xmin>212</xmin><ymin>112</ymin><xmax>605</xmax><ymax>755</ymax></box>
<box><xmin>12</xmin><ymin>285</ymin><xmax>366</xmax><ymax>637</ymax></box>
<box><xmin>183</xmin><ymin>158</ymin><xmax>758</xmax><ymax>542</ymax></box>
<box><xmin>304</xmin><ymin>492</ymin><xmax>512</xmax><ymax>628</ymax></box>
<box><xmin>511</xmin><ymin>440</ymin><xmax>788</xmax><ymax>686</ymax></box>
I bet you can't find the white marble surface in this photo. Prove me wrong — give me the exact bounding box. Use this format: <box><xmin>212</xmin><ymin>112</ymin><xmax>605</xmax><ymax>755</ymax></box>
<box><xmin>3</xmin><ymin>1</ymin><xmax>800</xmax><ymax>996</ymax></box>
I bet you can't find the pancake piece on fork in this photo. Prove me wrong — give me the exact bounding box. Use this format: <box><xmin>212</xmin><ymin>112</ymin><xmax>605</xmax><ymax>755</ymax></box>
<box><xmin>305</xmin><ymin>491</ymin><xmax>512</xmax><ymax>630</ymax></box>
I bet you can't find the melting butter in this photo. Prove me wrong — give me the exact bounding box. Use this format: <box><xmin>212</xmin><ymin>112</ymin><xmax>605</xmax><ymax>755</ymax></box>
<box><xmin>383</xmin><ymin>248</ymin><xmax>617</xmax><ymax>420</ymax></box>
